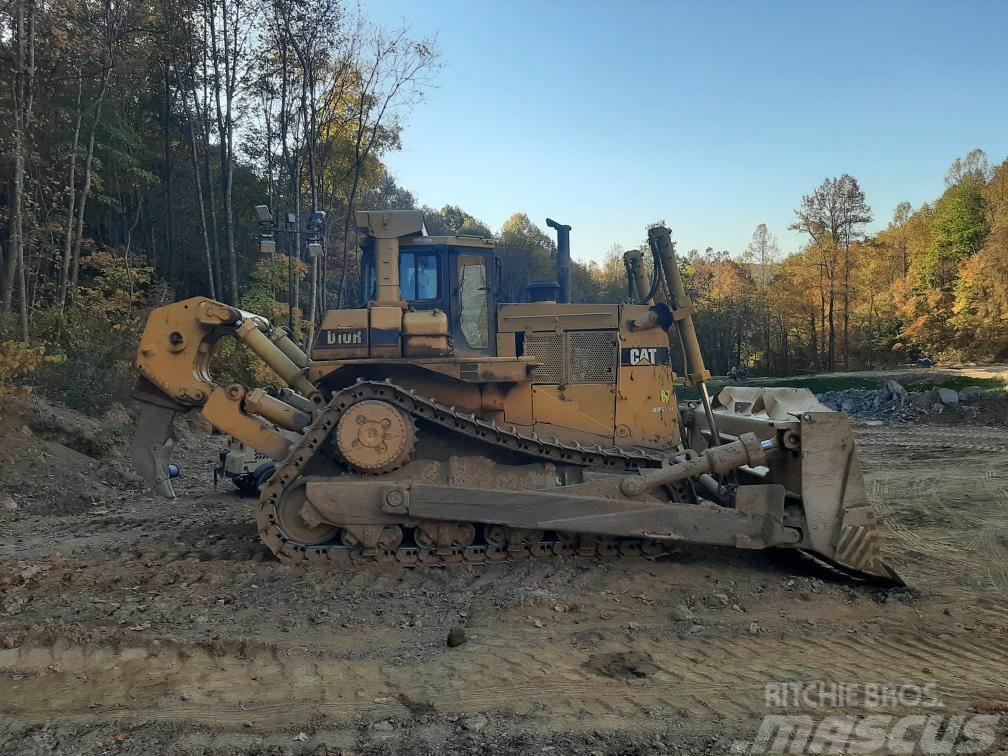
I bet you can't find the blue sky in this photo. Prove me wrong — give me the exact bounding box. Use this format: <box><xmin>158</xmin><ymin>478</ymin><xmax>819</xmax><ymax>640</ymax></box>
<box><xmin>365</xmin><ymin>0</ymin><xmax>1008</xmax><ymax>263</ymax></box>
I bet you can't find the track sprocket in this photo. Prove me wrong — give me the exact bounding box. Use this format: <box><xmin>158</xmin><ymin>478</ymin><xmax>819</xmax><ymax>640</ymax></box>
<box><xmin>335</xmin><ymin>399</ymin><xmax>415</xmax><ymax>474</ymax></box>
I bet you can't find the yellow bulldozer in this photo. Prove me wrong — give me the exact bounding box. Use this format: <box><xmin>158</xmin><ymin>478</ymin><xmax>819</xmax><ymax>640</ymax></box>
<box><xmin>130</xmin><ymin>210</ymin><xmax>897</xmax><ymax>581</ymax></box>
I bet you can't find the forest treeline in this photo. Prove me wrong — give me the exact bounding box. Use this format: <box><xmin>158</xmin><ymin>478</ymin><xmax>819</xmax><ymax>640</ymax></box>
<box><xmin>431</xmin><ymin>149</ymin><xmax>1008</xmax><ymax>377</ymax></box>
<box><xmin>1</xmin><ymin>0</ymin><xmax>1006</xmax><ymax>410</ymax></box>
<box><xmin>691</xmin><ymin>149</ymin><xmax>1008</xmax><ymax>375</ymax></box>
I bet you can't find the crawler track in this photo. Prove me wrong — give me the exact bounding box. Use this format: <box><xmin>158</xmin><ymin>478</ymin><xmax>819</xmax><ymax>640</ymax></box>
<box><xmin>257</xmin><ymin>380</ymin><xmax>673</xmax><ymax>566</ymax></box>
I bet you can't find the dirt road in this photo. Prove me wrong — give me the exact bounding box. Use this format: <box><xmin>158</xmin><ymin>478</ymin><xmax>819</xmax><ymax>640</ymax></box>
<box><xmin>2</xmin><ymin>411</ymin><xmax>1008</xmax><ymax>754</ymax></box>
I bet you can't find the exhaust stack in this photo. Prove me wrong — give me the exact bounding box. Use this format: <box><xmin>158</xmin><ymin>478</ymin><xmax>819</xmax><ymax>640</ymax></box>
<box><xmin>546</xmin><ymin>218</ymin><xmax>571</xmax><ymax>304</ymax></box>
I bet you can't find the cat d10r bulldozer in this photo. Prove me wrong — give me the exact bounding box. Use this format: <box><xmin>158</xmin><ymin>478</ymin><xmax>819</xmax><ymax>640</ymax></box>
<box><xmin>130</xmin><ymin>209</ymin><xmax>898</xmax><ymax>581</ymax></box>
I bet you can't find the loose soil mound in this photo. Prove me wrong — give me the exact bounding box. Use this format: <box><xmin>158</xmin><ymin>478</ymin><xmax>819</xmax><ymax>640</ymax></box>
<box><xmin>0</xmin><ymin>396</ymin><xmax>210</xmax><ymax>515</ymax></box>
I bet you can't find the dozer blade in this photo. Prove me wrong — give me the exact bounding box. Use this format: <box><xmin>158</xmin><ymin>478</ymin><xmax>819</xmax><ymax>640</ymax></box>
<box><xmin>130</xmin><ymin>378</ymin><xmax>182</xmax><ymax>498</ymax></box>
<box><xmin>708</xmin><ymin>386</ymin><xmax>902</xmax><ymax>584</ymax></box>
<box><xmin>795</xmin><ymin>409</ymin><xmax>901</xmax><ymax>583</ymax></box>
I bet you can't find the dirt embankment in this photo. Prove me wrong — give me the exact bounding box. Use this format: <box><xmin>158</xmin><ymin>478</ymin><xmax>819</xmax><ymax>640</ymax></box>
<box><xmin>1</xmin><ymin>396</ymin><xmax>1007</xmax><ymax>755</ymax></box>
<box><xmin>0</xmin><ymin>397</ymin><xmax>211</xmax><ymax>517</ymax></box>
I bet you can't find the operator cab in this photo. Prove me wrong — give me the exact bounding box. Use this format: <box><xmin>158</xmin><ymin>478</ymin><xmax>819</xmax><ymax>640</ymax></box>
<box><xmin>359</xmin><ymin>235</ymin><xmax>497</xmax><ymax>356</ymax></box>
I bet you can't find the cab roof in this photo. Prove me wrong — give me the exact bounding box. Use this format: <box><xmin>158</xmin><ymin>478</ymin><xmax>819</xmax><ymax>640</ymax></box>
<box><xmin>398</xmin><ymin>235</ymin><xmax>495</xmax><ymax>249</ymax></box>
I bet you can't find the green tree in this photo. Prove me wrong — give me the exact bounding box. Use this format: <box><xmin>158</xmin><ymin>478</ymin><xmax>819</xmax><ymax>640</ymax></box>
<box><xmin>422</xmin><ymin>205</ymin><xmax>492</xmax><ymax>238</ymax></box>
<box><xmin>922</xmin><ymin>177</ymin><xmax>989</xmax><ymax>290</ymax></box>
<box><xmin>578</xmin><ymin>244</ymin><xmax>630</xmax><ymax>304</ymax></box>
<box><xmin>951</xmin><ymin>159</ymin><xmax>1008</xmax><ymax>356</ymax></box>
<box><xmin>496</xmin><ymin>213</ymin><xmax>555</xmax><ymax>302</ymax></box>
<box><xmin>682</xmin><ymin>248</ymin><xmax>756</xmax><ymax>375</ymax></box>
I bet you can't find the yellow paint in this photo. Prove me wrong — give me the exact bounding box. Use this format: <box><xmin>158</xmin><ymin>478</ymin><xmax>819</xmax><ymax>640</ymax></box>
<box><xmin>532</xmin><ymin>385</ymin><xmax>615</xmax><ymax>439</ymax></box>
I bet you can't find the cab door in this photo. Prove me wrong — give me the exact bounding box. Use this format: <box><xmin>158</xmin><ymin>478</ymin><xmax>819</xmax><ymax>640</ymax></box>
<box><xmin>450</xmin><ymin>251</ymin><xmax>495</xmax><ymax>356</ymax></box>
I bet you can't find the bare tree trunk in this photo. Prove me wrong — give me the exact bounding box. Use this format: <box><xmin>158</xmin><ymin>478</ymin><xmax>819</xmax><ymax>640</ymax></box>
<box><xmin>0</xmin><ymin>199</ymin><xmax>18</xmax><ymax>316</ymax></box>
<box><xmin>173</xmin><ymin>13</ymin><xmax>215</xmax><ymax>299</ymax></box>
<box><xmin>125</xmin><ymin>189</ymin><xmax>142</xmax><ymax>253</ymax></box>
<box><xmin>57</xmin><ymin>69</ymin><xmax>83</xmax><ymax>313</ymax></box>
<box><xmin>293</xmin><ymin>163</ymin><xmax>301</xmax><ymax>315</ymax></box>
<box><xmin>264</xmin><ymin>92</ymin><xmax>273</xmax><ymax>211</ymax></box>
<box><xmin>70</xmin><ymin>64</ymin><xmax>111</xmax><ymax>296</ymax></box>
<box><xmin>305</xmin><ymin>64</ymin><xmax>320</xmax><ymax>345</ymax></box>
<box><xmin>16</xmin><ymin>0</ymin><xmax>35</xmax><ymax>340</ymax></box>
<box><xmin>827</xmin><ymin>286</ymin><xmax>836</xmax><ymax>371</ymax></box>
<box><xmin>842</xmin><ymin>246</ymin><xmax>850</xmax><ymax>369</ymax></box>
<box><xmin>15</xmin><ymin>249</ymin><xmax>28</xmax><ymax>341</ymax></box>
<box><xmin>163</xmin><ymin>61</ymin><xmax>176</xmax><ymax>286</ymax></box>
<box><xmin>276</xmin><ymin>33</ymin><xmax>295</xmax><ymax>328</ymax></box>
<box><xmin>223</xmin><ymin>136</ymin><xmax>237</xmax><ymax>302</ymax></box>
<box><xmin>763</xmin><ymin>316</ymin><xmax>771</xmax><ymax>375</ymax></box>
<box><xmin>809</xmin><ymin>312</ymin><xmax>817</xmax><ymax>372</ymax></box>
<box><xmin>1</xmin><ymin>0</ymin><xmax>30</xmax><ymax>326</ymax></box>
<box><xmin>199</xmin><ymin>10</ymin><xmax>223</xmax><ymax>297</ymax></box>
<box><xmin>224</xmin><ymin>0</ymin><xmax>239</xmax><ymax>304</ymax></box>
<box><xmin>204</xmin><ymin>145</ymin><xmax>223</xmax><ymax>296</ymax></box>
<box><xmin>780</xmin><ymin>315</ymin><xmax>788</xmax><ymax>375</ymax></box>
<box><xmin>186</xmin><ymin>104</ymin><xmax>215</xmax><ymax>298</ymax></box>
<box><xmin>817</xmin><ymin>267</ymin><xmax>826</xmax><ymax>370</ymax></box>
<box><xmin>295</xmin><ymin>37</ymin><xmax>320</xmax><ymax>339</ymax></box>
<box><xmin>207</xmin><ymin>0</ymin><xmax>239</xmax><ymax>304</ymax></box>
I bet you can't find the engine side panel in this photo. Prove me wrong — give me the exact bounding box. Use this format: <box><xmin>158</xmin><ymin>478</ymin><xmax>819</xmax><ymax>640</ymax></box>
<box><xmin>615</xmin><ymin>305</ymin><xmax>682</xmax><ymax>450</ymax></box>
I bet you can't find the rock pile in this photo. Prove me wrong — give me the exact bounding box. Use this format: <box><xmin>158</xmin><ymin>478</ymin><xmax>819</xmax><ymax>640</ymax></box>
<box><xmin>816</xmin><ymin>382</ymin><xmax>987</xmax><ymax>423</ymax></box>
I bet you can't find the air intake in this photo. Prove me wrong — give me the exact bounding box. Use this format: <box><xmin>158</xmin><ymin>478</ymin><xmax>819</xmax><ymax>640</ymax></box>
<box><xmin>527</xmin><ymin>281</ymin><xmax>560</xmax><ymax>303</ymax></box>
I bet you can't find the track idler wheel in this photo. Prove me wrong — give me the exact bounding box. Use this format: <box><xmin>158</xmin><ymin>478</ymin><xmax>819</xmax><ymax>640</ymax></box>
<box><xmin>336</xmin><ymin>399</ymin><xmax>416</xmax><ymax>474</ymax></box>
<box><xmin>275</xmin><ymin>485</ymin><xmax>339</xmax><ymax>546</ymax></box>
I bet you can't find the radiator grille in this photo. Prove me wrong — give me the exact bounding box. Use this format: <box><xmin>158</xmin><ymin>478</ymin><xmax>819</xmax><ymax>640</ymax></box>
<box><xmin>567</xmin><ymin>331</ymin><xmax>617</xmax><ymax>384</ymax></box>
<box><xmin>525</xmin><ymin>333</ymin><xmax>565</xmax><ymax>384</ymax></box>
<box><xmin>524</xmin><ymin>330</ymin><xmax>617</xmax><ymax>385</ymax></box>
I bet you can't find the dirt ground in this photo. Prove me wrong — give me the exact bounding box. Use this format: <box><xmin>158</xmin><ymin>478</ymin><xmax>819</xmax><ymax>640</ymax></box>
<box><xmin>2</xmin><ymin>396</ymin><xmax>1008</xmax><ymax>755</ymax></box>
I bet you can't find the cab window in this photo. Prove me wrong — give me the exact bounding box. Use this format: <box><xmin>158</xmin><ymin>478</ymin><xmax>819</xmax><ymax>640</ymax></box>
<box><xmin>459</xmin><ymin>259</ymin><xmax>489</xmax><ymax>349</ymax></box>
<box><xmin>399</xmin><ymin>252</ymin><xmax>439</xmax><ymax>301</ymax></box>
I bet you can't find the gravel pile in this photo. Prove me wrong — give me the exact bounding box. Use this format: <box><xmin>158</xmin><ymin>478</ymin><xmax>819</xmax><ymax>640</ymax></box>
<box><xmin>816</xmin><ymin>381</ymin><xmax>988</xmax><ymax>423</ymax></box>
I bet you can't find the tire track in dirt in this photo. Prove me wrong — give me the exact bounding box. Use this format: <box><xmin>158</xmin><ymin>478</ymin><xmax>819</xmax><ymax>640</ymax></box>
<box><xmin>972</xmin><ymin>475</ymin><xmax>1008</xmax><ymax>590</ymax></box>
<box><xmin>3</xmin><ymin>627</ymin><xmax>1006</xmax><ymax>729</ymax></box>
<box><xmin>858</xmin><ymin>424</ymin><xmax>1008</xmax><ymax>597</ymax></box>
<box><xmin>857</xmin><ymin>428</ymin><xmax>1008</xmax><ymax>455</ymax></box>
